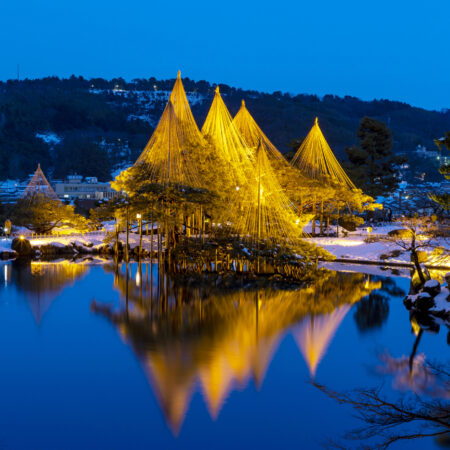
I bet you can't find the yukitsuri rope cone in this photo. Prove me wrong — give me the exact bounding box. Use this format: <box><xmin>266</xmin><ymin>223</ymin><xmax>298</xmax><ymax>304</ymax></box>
<box><xmin>202</xmin><ymin>89</ymin><xmax>310</xmax><ymax>243</ymax></box>
<box><xmin>133</xmin><ymin>99</ymin><xmax>202</xmax><ymax>187</ymax></box>
<box><xmin>290</xmin><ymin>117</ymin><xmax>356</xmax><ymax>190</ymax></box>
<box><xmin>201</xmin><ymin>86</ymin><xmax>254</xmax><ymax>187</ymax></box>
<box><xmin>22</xmin><ymin>164</ymin><xmax>59</xmax><ymax>201</ymax></box>
<box><xmin>235</xmin><ymin>141</ymin><xmax>307</xmax><ymax>244</ymax></box>
<box><xmin>233</xmin><ymin>99</ymin><xmax>314</xmax><ymax>205</ymax></box>
<box><xmin>233</xmin><ymin>99</ymin><xmax>288</xmax><ymax>164</ymax></box>
<box><xmin>130</xmin><ymin>71</ymin><xmax>205</xmax><ymax>188</ymax></box>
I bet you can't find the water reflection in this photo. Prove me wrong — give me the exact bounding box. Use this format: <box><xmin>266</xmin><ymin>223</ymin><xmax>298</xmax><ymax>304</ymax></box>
<box><xmin>353</xmin><ymin>277</ymin><xmax>405</xmax><ymax>333</ymax></box>
<box><xmin>92</xmin><ymin>264</ymin><xmax>382</xmax><ymax>432</ymax></box>
<box><xmin>7</xmin><ymin>260</ymin><xmax>89</xmax><ymax>322</ymax></box>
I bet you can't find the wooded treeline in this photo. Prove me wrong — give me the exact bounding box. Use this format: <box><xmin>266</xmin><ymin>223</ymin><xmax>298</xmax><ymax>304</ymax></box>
<box><xmin>0</xmin><ymin>75</ymin><xmax>448</xmax><ymax>180</ymax></box>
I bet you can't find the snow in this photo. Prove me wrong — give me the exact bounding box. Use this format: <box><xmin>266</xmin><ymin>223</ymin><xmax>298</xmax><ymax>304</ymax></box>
<box><xmin>90</xmin><ymin>88</ymin><xmax>205</xmax><ymax>106</ymax></box>
<box><xmin>430</xmin><ymin>286</ymin><xmax>450</xmax><ymax>314</ymax></box>
<box><xmin>303</xmin><ymin>222</ymin><xmax>399</xmax><ymax>236</ymax></box>
<box><xmin>35</xmin><ymin>132</ymin><xmax>61</xmax><ymax>145</ymax></box>
<box><xmin>127</xmin><ymin>114</ymin><xmax>157</xmax><ymax>126</ymax></box>
<box><xmin>320</xmin><ymin>261</ymin><xmax>411</xmax><ymax>277</ymax></box>
<box><xmin>309</xmin><ymin>234</ymin><xmax>449</xmax><ymax>268</ymax></box>
<box><xmin>29</xmin><ymin>232</ymin><xmax>159</xmax><ymax>252</ymax></box>
<box><xmin>111</xmin><ymin>165</ymin><xmax>131</xmax><ymax>179</ymax></box>
<box><xmin>310</xmin><ymin>236</ymin><xmax>401</xmax><ymax>262</ymax></box>
<box><xmin>0</xmin><ymin>239</ymin><xmax>14</xmax><ymax>253</ymax></box>
<box><xmin>424</xmin><ymin>279</ymin><xmax>440</xmax><ymax>288</ymax></box>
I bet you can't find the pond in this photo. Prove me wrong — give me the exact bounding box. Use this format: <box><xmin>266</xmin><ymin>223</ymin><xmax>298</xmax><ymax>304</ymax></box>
<box><xmin>0</xmin><ymin>260</ymin><xmax>447</xmax><ymax>449</ymax></box>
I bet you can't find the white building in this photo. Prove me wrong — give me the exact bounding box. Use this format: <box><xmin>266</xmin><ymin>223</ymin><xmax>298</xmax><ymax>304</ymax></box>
<box><xmin>53</xmin><ymin>175</ymin><xmax>116</xmax><ymax>200</ymax></box>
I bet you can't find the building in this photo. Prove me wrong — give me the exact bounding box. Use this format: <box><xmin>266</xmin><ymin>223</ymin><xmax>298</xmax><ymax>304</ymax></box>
<box><xmin>53</xmin><ymin>175</ymin><xmax>116</xmax><ymax>201</ymax></box>
<box><xmin>0</xmin><ymin>179</ymin><xmax>28</xmax><ymax>204</ymax></box>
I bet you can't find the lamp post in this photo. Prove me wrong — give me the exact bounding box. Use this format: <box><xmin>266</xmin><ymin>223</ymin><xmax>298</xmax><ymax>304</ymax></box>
<box><xmin>125</xmin><ymin>201</ymin><xmax>129</xmax><ymax>262</ymax></box>
<box><xmin>137</xmin><ymin>213</ymin><xmax>142</xmax><ymax>256</ymax></box>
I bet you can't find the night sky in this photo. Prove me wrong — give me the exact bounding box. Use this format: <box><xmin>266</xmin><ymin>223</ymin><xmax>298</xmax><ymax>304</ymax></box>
<box><xmin>1</xmin><ymin>0</ymin><xmax>449</xmax><ymax>110</ymax></box>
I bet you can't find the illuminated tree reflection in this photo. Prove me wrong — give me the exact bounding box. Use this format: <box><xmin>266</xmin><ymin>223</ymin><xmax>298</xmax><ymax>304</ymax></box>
<box><xmin>10</xmin><ymin>259</ymin><xmax>89</xmax><ymax>323</ymax></box>
<box><xmin>92</xmin><ymin>266</ymin><xmax>382</xmax><ymax>432</ymax></box>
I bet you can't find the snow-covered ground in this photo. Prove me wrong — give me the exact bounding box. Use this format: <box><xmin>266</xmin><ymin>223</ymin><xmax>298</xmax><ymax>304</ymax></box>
<box><xmin>1</xmin><ymin>223</ymin><xmax>448</xmax><ymax>269</ymax></box>
<box><xmin>29</xmin><ymin>232</ymin><xmax>158</xmax><ymax>252</ymax></box>
<box><xmin>0</xmin><ymin>239</ymin><xmax>14</xmax><ymax>253</ymax></box>
<box><xmin>310</xmin><ymin>236</ymin><xmax>400</xmax><ymax>261</ymax></box>
<box><xmin>309</xmin><ymin>235</ymin><xmax>449</xmax><ymax>268</ymax></box>
<box><xmin>303</xmin><ymin>223</ymin><xmax>400</xmax><ymax>237</ymax></box>
<box><xmin>319</xmin><ymin>261</ymin><xmax>412</xmax><ymax>277</ymax></box>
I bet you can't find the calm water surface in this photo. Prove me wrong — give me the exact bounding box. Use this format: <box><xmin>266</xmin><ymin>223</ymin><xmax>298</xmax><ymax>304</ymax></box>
<box><xmin>0</xmin><ymin>260</ymin><xmax>447</xmax><ymax>449</ymax></box>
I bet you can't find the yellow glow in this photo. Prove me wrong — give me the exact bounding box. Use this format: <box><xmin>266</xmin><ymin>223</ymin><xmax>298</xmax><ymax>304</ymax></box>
<box><xmin>410</xmin><ymin>316</ymin><xmax>421</xmax><ymax>336</ymax></box>
<box><xmin>135</xmin><ymin>271</ymin><xmax>141</xmax><ymax>287</ymax></box>
<box><xmin>291</xmin><ymin>118</ymin><xmax>356</xmax><ymax>190</ymax></box>
<box><xmin>95</xmin><ymin>270</ymin><xmax>381</xmax><ymax>433</ymax></box>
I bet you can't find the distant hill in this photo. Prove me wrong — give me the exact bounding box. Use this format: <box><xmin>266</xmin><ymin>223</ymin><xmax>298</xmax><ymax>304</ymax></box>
<box><xmin>0</xmin><ymin>75</ymin><xmax>448</xmax><ymax>182</ymax></box>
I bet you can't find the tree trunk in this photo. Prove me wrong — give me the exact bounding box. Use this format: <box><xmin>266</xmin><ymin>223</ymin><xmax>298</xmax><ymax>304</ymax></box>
<box><xmin>319</xmin><ymin>200</ymin><xmax>324</xmax><ymax>235</ymax></box>
<box><xmin>312</xmin><ymin>195</ymin><xmax>316</xmax><ymax>237</ymax></box>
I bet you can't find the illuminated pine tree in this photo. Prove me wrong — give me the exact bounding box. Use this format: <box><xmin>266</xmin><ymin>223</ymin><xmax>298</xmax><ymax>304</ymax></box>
<box><xmin>236</xmin><ymin>141</ymin><xmax>310</xmax><ymax>245</ymax></box>
<box><xmin>233</xmin><ymin>100</ymin><xmax>314</xmax><ymax>201</ymax></box>
<box><xmin>291</xmin><ymin>118</ymin><xmax>356</xmax><ymax>190</ymax></box>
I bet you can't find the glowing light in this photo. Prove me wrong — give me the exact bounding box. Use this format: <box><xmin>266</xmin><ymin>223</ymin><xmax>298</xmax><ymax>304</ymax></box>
<box><xmin>136</xmin><ymin>213</ymin><xmax>142</xmax><ymax>219</ymax></box>
<box><xmin>290</xmin><ymin>118</ymin><xmax>356</xmax><ymax>190</ymax></box>
<box><xmin>136</xmin><ymin>271</ymin><xmax>141</xmax><ymax>287</ymax></box>
<box><xmin>19</xmin><ymin>235</ymin><xmax>25</xmax><ymax>240</ymax></box>
<box><xmin>125</xmin><ymin>73</ymin><xmax>205</xmax><ymax>188</ymax></box>
<box><xmin>411</xmin><ymin>316</ymin><xmax>421</xmax><ymax>336</ymax></box>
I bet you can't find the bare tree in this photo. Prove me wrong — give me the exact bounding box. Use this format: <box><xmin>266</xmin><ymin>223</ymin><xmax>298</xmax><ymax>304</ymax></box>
<box><xmin>385</xmin><ymin>215</ymin><xmax>448</xmax><ymax>285</ymax></box>
<box><xmin>314</xmin><ymin>362</ymin><xmax>450</xmax><ymax>449</ymax></box>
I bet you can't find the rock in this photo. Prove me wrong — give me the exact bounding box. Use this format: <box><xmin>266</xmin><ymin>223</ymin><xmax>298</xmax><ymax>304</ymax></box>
<box><xmin>403</xmin><ymin>296</ymin><xmax>414</xmax><ymax>309</ymax></box>
<box><xmin>411</xmin><ymin>311</ymin><xmax>440</xmax><ymax>333</ymax></box>
<box><xmin>445</xmin><ymin>272</ymin><xmax>450</xmax><ymax>285</ymax></box>
<box><xmin>11</xmin><ymin>237</ymin><xmax>33</xmax><ymax>256</ymax></box>
<box><xmin>0</xmin><ymin>251</ymin><xmax>16</xmax><ymax>260</ymax></box>
<box><xmin>423</xmin><ymin>279</ymin><xmax>441</xmax><ymax>297</ymax></box>
<box><xmin>38</xmin><ymin>244</ymin><xmax>74</xmax><ymax>255</ymax></box>
<box><xmin>415</xmin><ymin>292</ymin><xmax>435</xmax><ymax>311</ymax></box>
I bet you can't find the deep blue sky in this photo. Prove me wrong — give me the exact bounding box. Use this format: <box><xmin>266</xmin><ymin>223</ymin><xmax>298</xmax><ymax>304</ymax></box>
<box><xmin>1</xmin><ymin>0</ymin><xmax>449</xmax><ymax>110</ymax></box>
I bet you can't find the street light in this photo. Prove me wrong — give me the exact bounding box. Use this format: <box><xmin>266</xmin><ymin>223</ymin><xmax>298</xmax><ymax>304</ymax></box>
<box><xmin>137</xmin><ymin>213</ymin><xmax>143</xmax><ymax>256</ymax></box>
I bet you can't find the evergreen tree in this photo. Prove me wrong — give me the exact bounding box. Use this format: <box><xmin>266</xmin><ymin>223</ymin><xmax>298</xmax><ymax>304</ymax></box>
<box><xmin>53</xmin><ymin>137</ymin><xmax>112</xmax><ymax>181</ymax></box>
<box><xmin>12</xmin><ymin>193</ymin><xmax>88</xmax><ymax>234</ymax></box>
<box><xmin>345</xmin><ymin>117</ymin><xmax>406</xmax><ymax>197</ymax></box>
<box><xmin>430</xmin><ymin>131</ymin><xmax>450</xmax><ymax>210</ymax></box>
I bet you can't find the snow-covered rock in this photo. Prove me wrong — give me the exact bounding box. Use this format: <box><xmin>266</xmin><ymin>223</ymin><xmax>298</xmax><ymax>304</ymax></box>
<box><xmin>404</xmin><ymin>279</ymin><xmax>450</xmax><ymax>323</ymax></box>
<box><xmin>423</xmin><ymin>279</ymin><xmax>441</xmax><ymax>297</ymax></box>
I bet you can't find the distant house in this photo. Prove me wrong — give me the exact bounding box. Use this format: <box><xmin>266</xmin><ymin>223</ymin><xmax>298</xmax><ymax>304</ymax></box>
<box><xmin>53</xmin><ymin>175</ymin><xmax>116</xmax><ymax>201</ymax></box>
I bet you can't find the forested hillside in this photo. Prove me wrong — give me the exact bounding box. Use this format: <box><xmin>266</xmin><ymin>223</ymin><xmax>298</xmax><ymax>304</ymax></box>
<box><xmin>0</xmin><ymin>75</ymin><xmax>448</xmax><ymax>181</ymax></box>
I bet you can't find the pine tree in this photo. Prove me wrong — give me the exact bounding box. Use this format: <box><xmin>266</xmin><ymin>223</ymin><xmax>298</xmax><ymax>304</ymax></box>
<box><xmin>430</xmin><ymin>132</ymin><xmax>450</xmax><ymax>210</ymax></box>
<box><xmin>12</xmin><ymin>193</ymin><xmax>88</xmax><ymax>234</ymax></box>
<box><xmin>345</xmin><ymin>117</ymin><xmax>406</xmax><ymax>197</ymax></box>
